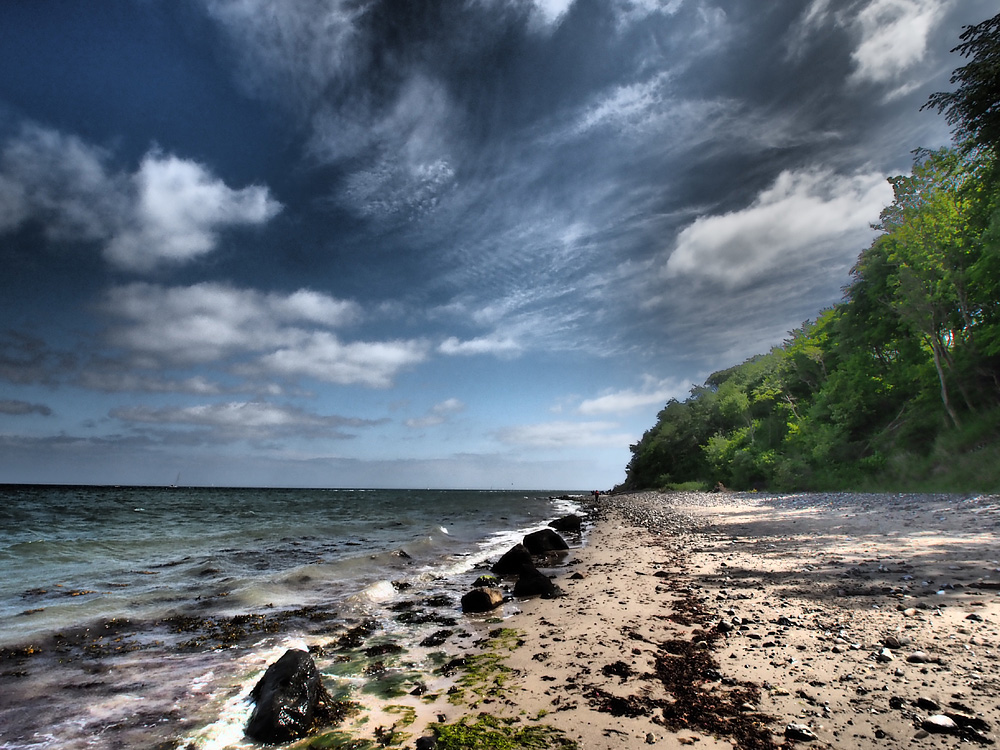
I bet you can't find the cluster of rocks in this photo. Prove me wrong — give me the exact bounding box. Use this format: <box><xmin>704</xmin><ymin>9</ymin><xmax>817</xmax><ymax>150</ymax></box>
<box><xmin>461</xmin><ymin>514</ymin><xmax>584</xmax><ymax>613</ymax></box>
<box><xmin>244</xmin><ymin>512</ymin><xmax>586</xmax><ymax>743</ymax></box>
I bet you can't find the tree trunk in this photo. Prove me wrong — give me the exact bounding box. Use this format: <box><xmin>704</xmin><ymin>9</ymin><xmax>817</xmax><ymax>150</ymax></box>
<box><xmin>929</xmin><ymin>337</ymin><xmax>961</xmax><ymax>428</ymax></box>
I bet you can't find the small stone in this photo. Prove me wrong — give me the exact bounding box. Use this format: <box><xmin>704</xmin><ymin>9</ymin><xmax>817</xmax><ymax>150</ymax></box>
<box><xmin>922</xmin><ymin>715</ymin><xmax>958</xmax><ymax>734</ymax></box>
<box><xmin>785</xmin><ymin>723</ymin><xmax>818</xmax><ymax>742</ymax></box>
<box><xmin>883</xmin><ymin>635</ymin><xmax>902</xmax><ymax>649</ymax></box>
<box><xmin>645</xmin><ymin>732</ymin><xmax>656</xmax><ymax>744</ymax></box>
<box><xmin>966</xmin><ymin>613</ymin><xmax>984</xmax><ymax>622</ymax></box>
<box><xmin>460</xmin><ymin>587</ymin><xmax>503</xmax><ymax>613</ymax></box>
<box><xmin>916</xmin><ymin>697</ymin><xmax>941</xmax><ymax>712</ymax></box>
<box><xmin>906</xmin><ymin>651</ymin><xmax>929</xmax><ymax>664</ymax></box>
<box><xmin>876</xmin><ymin>647</ymin><xmax>894</xmax><ymax>662</ymax></box>
<box><xmin>889</xmin><ymin>696</ymin><xmax>906</xmax><ymax>709</ymax></box>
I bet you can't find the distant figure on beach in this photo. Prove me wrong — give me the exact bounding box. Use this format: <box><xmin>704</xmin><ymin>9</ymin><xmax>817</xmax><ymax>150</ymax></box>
<box><xmin>592</xmin><ymin>490</ymin><xmax>601</xmax><ymax>500</ymax></box>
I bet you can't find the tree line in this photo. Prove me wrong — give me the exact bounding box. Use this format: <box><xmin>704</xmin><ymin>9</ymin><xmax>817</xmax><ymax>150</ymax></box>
<box><xmin>622</xmin><ymin>13</ymin><xmax>1000</xmax><ymax>493</ymax></box>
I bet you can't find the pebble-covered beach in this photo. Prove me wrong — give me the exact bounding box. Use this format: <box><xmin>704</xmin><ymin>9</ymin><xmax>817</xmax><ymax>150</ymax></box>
<box><xmin>484</xmin><ymin>490</ymin><xmax>1000</xmax><ymax>749</ymax></box>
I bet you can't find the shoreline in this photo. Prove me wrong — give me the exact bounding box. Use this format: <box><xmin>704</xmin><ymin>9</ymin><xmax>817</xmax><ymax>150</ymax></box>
<box><xmin>4</xmin><ymin>490</ymin><xmax>999</xmax><ymax>748</ymax></box>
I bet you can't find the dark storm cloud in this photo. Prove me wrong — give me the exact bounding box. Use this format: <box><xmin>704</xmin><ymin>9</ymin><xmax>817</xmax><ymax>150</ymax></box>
<box><xmin>0</xmin><ymin>399</ymin><xmax>52</xmax><ymax>416</ymax></box>
<box><xmin>0</xmin><ymin>0</ymin><xmax>994</xmax><ymax>487</ymax></box>
<box><xmin>0</xmin><ymin>330</ymin><xmax>76</xmax><ymax>385</ymax></box>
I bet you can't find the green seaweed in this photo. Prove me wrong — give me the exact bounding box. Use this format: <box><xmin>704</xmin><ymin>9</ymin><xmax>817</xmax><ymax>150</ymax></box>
<box><xmin>361</xmin><ymin>668</ymin><xmax>425</xmax><ymax>699</ymax></box>
<box><xmin>384</xmin><ymin>705</ymin><xmax>417</xmax><ymax>727</ymax></box>
<box><xmin>297</xmin><ymin>730</ymin><xmax>375</xmax><ymax>750</ymax></box>
<box><xmin>448</xmin><ymin>627</ymin><xmax>521</xmax><ymax>706</ymax></box>
<box><xmin>431</xmin><ymin>714</ymin><xmax>577</xmax><ymax>750</ymax></box>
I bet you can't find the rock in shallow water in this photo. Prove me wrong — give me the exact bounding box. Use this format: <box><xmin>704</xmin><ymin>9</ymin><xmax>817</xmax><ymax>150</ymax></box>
<box><xmin>461</xmin><ymin>587</ymin><xmax>504</xmax><ymax>613</ymax></box>
<box><xmin>523</xmin><ymin>528</ymin><xmax>569</xmax><ymax>554</ymax></box>
<box><xmin>246</xmin><ymin>649</ymin><xmax>325</xmax><ymax>743</ymax></box>
<box><xmin>492</xmin><ymin>544</ymin><xmax>534</xmax><ymax>575</ymax></box>
<box><xmin>549</xmin><ymin>514</ymin><xmax>583</xmax><ymax>532</ymax></box>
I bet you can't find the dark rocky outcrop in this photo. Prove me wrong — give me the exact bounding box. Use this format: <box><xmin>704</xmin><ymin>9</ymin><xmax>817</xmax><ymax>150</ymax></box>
<box><xmin>523</xmin><ymin>528</ymin><xmax>569</xmax><ymax>554</ymax></box>
<box><xmin>512</xmin><ymin>568</ymin><xmax>562</xmax><ymax>599</ymax></box>
<box><xmin>461</xmin><ymin>587</ymin><xmax>504</xmax><ymax>613</ymax></box>
<box><xmin>492</xmin><ymin>543</ymin><xmax>534</xmax><ymax>575</ymax></box>
<box><xmin>246</xmin><ymin>649</ymin><xmax>327</xmax><ymax>743</ymax></box>
<box><xmin>548</xmin><ymin>514</ymin><xmax>583</xmax><ymax>532</ymax></box>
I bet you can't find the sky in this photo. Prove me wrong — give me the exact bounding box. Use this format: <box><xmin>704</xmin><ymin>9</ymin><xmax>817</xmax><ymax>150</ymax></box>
<box><xmin>0</xmin><ymin>0</ymin><xmax>993</xmax><ymax>489</ymax></box>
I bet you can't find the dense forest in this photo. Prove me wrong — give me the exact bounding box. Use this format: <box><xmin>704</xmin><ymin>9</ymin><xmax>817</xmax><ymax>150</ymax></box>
<box><xmin>622</xmin><ymin>13</ymin><xmax>1000</xmax><ymax>493</ymax></box>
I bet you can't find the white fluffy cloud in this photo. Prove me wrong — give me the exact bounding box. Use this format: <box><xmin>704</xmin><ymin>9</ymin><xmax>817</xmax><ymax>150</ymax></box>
<box><xmin>790</xmin><ymin>0</ymin><xmax>950</xmax><ymax>92</ymax></box>
<box><xmin>663</xmin><ymin>167</ymin><xmax>891</xmax><ymax>289</ymax></box>
<box><xmin>112</xmin><ymin>400</ymin><xmax>379</xmax><ymax>440</ymax></box>
<box><xmin>495</xmin><ymin>420</ymin><xmax>631</xmax><ymax>449</ymax></box>
<box><xmin>101</xmin><ymin>282</ymin><xmax>422</xmax><ymax>389</ymax></box>
<box><xmin>256</xmin><ymin>332</ymin><xmax>429</xmax><ymax>389</ymax></box>
<box><xmin>105</xmin><ymin>153</ymin><xmax>280</xmax><ymax>271</ymax></box>
<box><xmin>849</xmin><ymin>0</ymin><xmax>948</xmax><ymax>87</ymax></box>
<box><xmin>102</xmin><ymin>282</ymin><xmax>355</xmax><ymax>363</ymax></box>
<box><xmin>0</xmin><ymin>123</ymin><xmax>280</xmax><ymax>271</ymax></box>
<box><xmin>577</xmin><ymin>376</ymin><xmax>686</xmax><ymax>415</ymax></box>
<box><xmin>439</xmin><ymin>335</ymin><xmax>521</xmax><ymax>357</ymax></box>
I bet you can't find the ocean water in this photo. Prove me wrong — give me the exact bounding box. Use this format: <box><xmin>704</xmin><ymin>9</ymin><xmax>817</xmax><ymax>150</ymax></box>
<box><xmin>0</xmin><ymin>485</ymin><xmax>584</xmax><ymax>749</ymax></box>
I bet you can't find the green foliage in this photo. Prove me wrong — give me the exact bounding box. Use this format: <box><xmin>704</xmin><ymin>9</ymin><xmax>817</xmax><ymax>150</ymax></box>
<box><xmin>623</xmin><ymin>139</ymin><xmax>1000</xmax><ymax>493</ymax></box>
<box><xmin>924</xmin><ymin>12</ymin><xmax>1000</xmax><ymax>155</ymax></box>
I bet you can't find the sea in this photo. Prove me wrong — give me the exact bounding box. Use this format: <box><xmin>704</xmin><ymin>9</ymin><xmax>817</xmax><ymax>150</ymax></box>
<box><xmin>0</xmin><ymin>485</ymin><xmax>586</xmax><ymax>750</ymax></box>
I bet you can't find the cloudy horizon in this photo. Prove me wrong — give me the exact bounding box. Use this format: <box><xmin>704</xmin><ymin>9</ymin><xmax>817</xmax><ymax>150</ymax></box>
<box><xmin>0</xmin><ymin>0</ymin><xmax>991</xmax><ymax>488</ymax></box>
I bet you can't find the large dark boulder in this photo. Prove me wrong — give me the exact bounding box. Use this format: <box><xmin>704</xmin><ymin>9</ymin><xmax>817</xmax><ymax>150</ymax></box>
<box><xmin>246</xmin><ymin>649</ymin><xmax>325</xmax><ymax>743</ymax></box>
<box><xmin>523</xmin><ymin>528</ymin><xmax>569</xmax><ymax>554</ymax></box>
<box><xmin>492</xmin><ymin>543</ymin><xmax>534</xmax><ymax>575</ymax></box>
<box><xmin>513</xmin><ymin>567</ymin><xmax>563</xmax><ymax>599</ymax></box>
<box><xmin>461</xmin><ymin>587</ymin><xmax>504</xmax><ymax>613</ymax></box>
<box><xmin>548</xmin><ymin>514</ymin><xmax>583</xmax><ymax>532</ymax></box>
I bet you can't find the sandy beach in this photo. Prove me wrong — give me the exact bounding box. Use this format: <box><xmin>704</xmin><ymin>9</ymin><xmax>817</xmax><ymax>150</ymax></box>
<box><xmin>369</xmin><ymin>490</ymin><xmax>1000</xmax><ymax>750</ymax></box>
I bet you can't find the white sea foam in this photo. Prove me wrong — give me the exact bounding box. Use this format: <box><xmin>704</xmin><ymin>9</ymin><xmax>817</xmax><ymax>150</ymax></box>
<box><xmin>357</xmin><ymin>579</ymin><xmax>397</xmax><ymax>602</ymax></box>
<box><xmin>1</xmin><ymin>486</ymin><xmax>581</xmax><ymax>750</ymax></box>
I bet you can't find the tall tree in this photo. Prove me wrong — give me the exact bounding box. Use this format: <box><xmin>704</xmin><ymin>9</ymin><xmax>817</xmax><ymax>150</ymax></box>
<box><xmin>924</xmin><ymin>13</ymin><xmax>1000</xmax><ymax>154</ymax></box>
